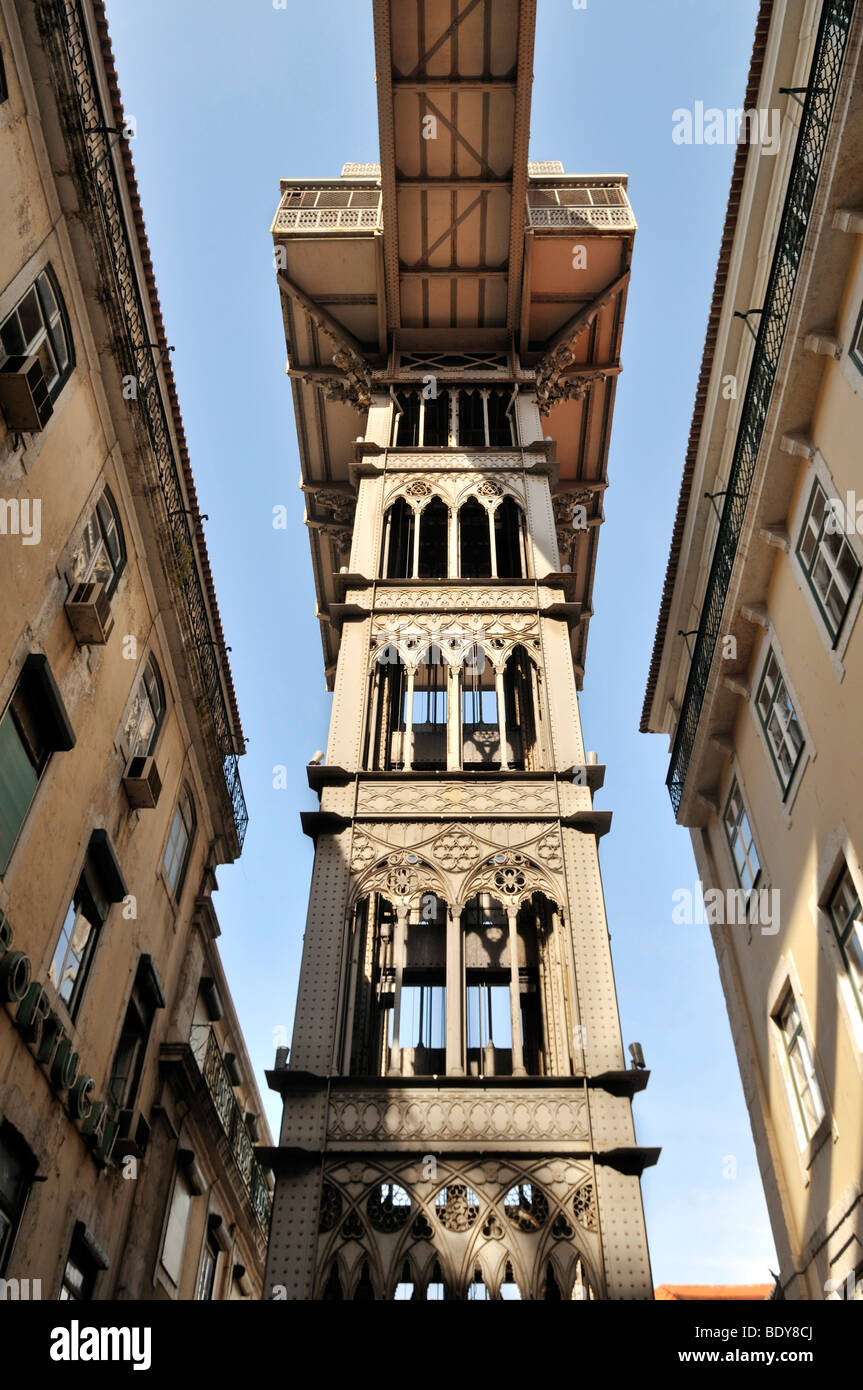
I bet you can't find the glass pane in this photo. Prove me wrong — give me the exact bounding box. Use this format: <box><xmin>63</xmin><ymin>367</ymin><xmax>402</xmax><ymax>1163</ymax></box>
<box><xmin>0</xmin><ymin>312</ymin><xmax>25</xmax><ymax>358</ymax></box>
<box><xmin>0</xmin><ymin>1134</ymin><xmax>29</xmax><ymax>1207</ymax></box>
<box><xmin>162</xmin><ymin>1172</ymin><xmax>192</xmax><ymax>1285</ymax></box>
<box><xmin>35</xmin><ymin>335</ymin><xmax>59</xmax><ymax>392</ymax></box>
<box><xmin>49</xmin><ymin>320</ymin><xmax>69</xmax><ymax>372</ymax></box>
<box><xmin>845</xmin><ymin>922</ymin><xmax>863</xmax><ymax>1003</ymax></box>
<box><xmin>61</xmin><ymin>1258</ymin><xmax>87</xmax><ymax>1300</ymax></box>
<box><xmin>837</xmin><ymin>542</ymin><xmax>860</xmax><ymax>593</ymax></box>
<box><xmin>0</xmin><ymin>713</ymin><xmax>40</xmax><ymax>873</ymax></box>
<box><xmin>36</xmin><ymin>273</ymin><xmax>58</xmax><ymax>322</ymax></box>
<box><xmin>49</xmin><ymin>903</ymin><xmax>95</xmax><ymax>1005</ymax></box>
<box><xmin>17</xmin><ymin>288</ymin><xmax>43</xmax><ymax>348</ymax></box>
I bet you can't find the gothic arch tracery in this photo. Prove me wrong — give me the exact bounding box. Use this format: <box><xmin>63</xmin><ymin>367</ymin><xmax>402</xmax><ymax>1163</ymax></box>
<box><xmin>459</xmin><ymin>852</ymin><xmax>559</xmax><ymax>912</ymax></box>
<box><xmin>315</xmin><ymin>1160</ymin><xmax>604</xmax><ymax>1301</ymax></box>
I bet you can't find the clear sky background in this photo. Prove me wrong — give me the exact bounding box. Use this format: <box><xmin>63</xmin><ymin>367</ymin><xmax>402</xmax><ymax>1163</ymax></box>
<box><xmin>103</xmin><ymin>0</ymin><xmax>776</xmax><ymax>1286</ymax></box>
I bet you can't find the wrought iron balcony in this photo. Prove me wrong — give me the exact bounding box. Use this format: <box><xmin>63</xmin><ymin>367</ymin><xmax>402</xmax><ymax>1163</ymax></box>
<box><xmin>56</xmin><ymin>0</ymin><xmax>248</xmax><ymax>851</ymax></box>
<box><xmin>666</xmin><ymin>0</ymin><xmax>854</xmax><ymax>814</ymax></box>
<box><xmin>191</xmin><ymin>1025</ymin><xmax>271</xmax><ymax>1233</ymax></box>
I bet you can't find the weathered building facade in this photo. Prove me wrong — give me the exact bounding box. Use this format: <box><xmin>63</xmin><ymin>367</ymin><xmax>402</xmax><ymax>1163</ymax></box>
<box><xmin>642</xmin><ymin>0</ymin><xmax>863</xmax><ymax>1300</ymax></box>
<box><xmin>264</xmin><ymin>0</ymin><xmax>656</xmax><ymax>1300</ymax></box>
<box><xmin>0</xmin><ymin>0</ymin><xmax>271</xmax><ymax>1299</ymax></box>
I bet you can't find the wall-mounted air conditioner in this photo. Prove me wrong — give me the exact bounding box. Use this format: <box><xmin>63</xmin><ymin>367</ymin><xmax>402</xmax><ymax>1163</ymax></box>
<box><xmin>122</xmin><ymin>754</ymin><xmax>162</xmax><ymax>809</ymax></box>
<box><xmin>65</xmin><ymin>581</ymin><xmax>114</xmax><ymax>645</ymax></box>
<box><xmin>0</xmin><ymin>355</ymin><xmax>53</xmax><ymax>431</ymax></box>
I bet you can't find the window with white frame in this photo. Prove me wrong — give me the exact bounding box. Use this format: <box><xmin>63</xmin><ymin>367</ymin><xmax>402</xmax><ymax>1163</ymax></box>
<box><xmin>755</xmin><ymin>647</ymin><xmax>804</xmax><ymax>794</ymax></box>
<box><xmin>775</xmin><ymin>991</ymin><xmax>825</xmax><ymax>1145</ymax></box>
<box><xmin>723</xmin><ymin>780</ymin><xmax>761</xmax><ymax>891</ymax></box>
<box><xmin>796</xmin><ymin>479</ymin><xmax>861</xmax><ymax>643</ymax></box>
<box><xmin>827</xmin><ymin>862</ymin><xmax>863</xmax><ymax>1022</ymax></box>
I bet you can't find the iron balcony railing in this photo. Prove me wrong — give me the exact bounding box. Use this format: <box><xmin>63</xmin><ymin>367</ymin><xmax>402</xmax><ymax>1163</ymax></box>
<box><xmin>191</xmin><ymin>1025</ymin><xmax>271</xmax><ymax>1234</ymax></box>
<box><xmin>273</xmin><ymin>186</ymin><xmax>383</xmax><ymax>234</ymax></box>
<box><xmin>526</xmin><ymin>183</ymin><xmax>636</xmax><ymax>232</ymax></box>
<box><xmin>666</xmin><ymin>0</ymin><xmax>855</xmax><ymax>814</ymax></box>
<box><xmin>56</xmin><ymin>1</ymin><xmax>248</xmax><ymax>849</ymax></box>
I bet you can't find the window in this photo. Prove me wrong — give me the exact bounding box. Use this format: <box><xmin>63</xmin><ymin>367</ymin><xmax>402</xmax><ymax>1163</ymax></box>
<box><xmin>849</xmin><ymin>299</ymin><xmax>863</xmax><ymax>376</ymax></box>
<box><xmin>162</xmin><ymin>1169</ymin><xmax>193</xmax><ymax>1286</ymax></box>
<box><xmin>0</xmin><ymin>654</ymin><xmax>75</xmax><ymax>874</ymax></box>
<box><xmin>394</xmin><ymin>984</ymin><xmax>445</xmax><ymax>1049</ymax></box>
<box><xmin>827</xmin><ymin>863</ymin><xmax>863</xmax><ymax>1021</ymax></box>
<box><xmin>108</xmin><ymin>957</ymin><xmax>165</xmax><ymax>1110</ymax></box>
<box><xmin>411</xmin><ymin>650</ymin><xmax>448</xmax><ymax>771</ymax></box>
<box><xmin>365</xmin><ymin>654</ymin><xmax>407</xmax><ymax>771</ymax></box>
<box><xmin>416</xmin><ymin>497</ymin><xmax>448</xmax><ymax>579</ymax></box>
<box><xmin>500</xmin><ymin>1262</ymin><xmax>523</xmax><ymax>1300</ymax></box>
<box><xmin>390</xmin><ymin>388</ymin><xmax>449</xmax><ymax>447</ymax></box>
<box><xmin>389</xmin><ymin>387</ymin><xmax>516</xmax><ymax>448</ymax></box>
<box><xmin>723</xmin><ymin>780</ymin><xmax>761</xmax><ymax>892</ymax></box>
<box><xmin>124</xmin><ymin>656</ymin><xmax>165</xmax><ymax>758</ymax></box>
<box><xmin>380</xmin><ymin>495</ymin><xmax>449</xmax><ymax>580</ymax></box>
<box><xmin>494</xmin><ymin>496</ymin><xmax>525</xmax><ymax>578</ymax></box>
<box><xmin>194</xmin><ymin>1231</ymin><xmax>220</xmax><ymax>1301</ymax></box>
<box><xmin>459</xmin><ymin>499</ymin><xmax>492</xmax><ymax>578</ymax></box>
<box><xmin>163</xmin><ymin>785</ymin><xmax>196</xmax><ymax>899</ymax></box>
<box><xmin>387</xmin><ymin>896</ymin><xmax>446</xmax><ymax>1075</ymax></box>
<box><xmin>466</xmin><ymin>980</ymin><xmax>512</xmax><ymax>1054</ymax></box>
<box><xmin>0</xmin><ymin>267</ymin><xmax>73</xmax><ymax>402</ymax></box>
<box><xmin>381</xmin><ymin>497</ymin><xmax>415</xmax><ymax>578</ymax></box>
<box><xmin>775</xmin><ymin>991</ymin><xmax>825</xmax><ymax>1144</ymax></box>
<box><xmin>425</xmin><ymin>1261</ymin><xmax>445</xmax><ymax>1300</ymax></box>
<box><xmin>72</xmin><ymin>489</ymin><xmax>126</xmax><ymax>597</ymax></box>
<box><xmin>796</xmin><ymin>479</ymin><xmax>861</xmax><ymax>643</ymax></box>
<box><xmin>462</xmin><ymin>645</ymin><xmax>500</xmax><ymax>767</ymax></box>
<box><xmin>467</xmin><ymin>1269</ymin><xmax>491</xmax><ymax>1300</ymax></box>
<box><xmin>0</xmin><ymin>1121</ymin><xmax>36</xmax><ymax>1276</ymax></box>
<box><xmin>59</xmin><ymin>1223</ymin><xmax>106</xmax><ymax>1301</ymax></box>
<box><xmin>393</xmin><ymin>1261</ymin><xmax>416</xmax><ymax>1300</ymax></box>
<box><xmin>50</xmin><ymin>885</ymin><xmax>103</xmax><ymax>1014</ymax></box>
<box><xmin>486</xmin><ymin>391</ymin><xmax>515</xmax><ymax>446</ymax></box>
<box><xmin>49</xmin><ymin>830</ymin><xmax>126</xmax><ymax>1018</ymax></box>
<box><xmin>504</xmin><ymin>646</ymin><xmax>542</xmax><ymax>770</ymax></box>
<box><xmin>458</xmin><ymin>389</ymin><xmax>486</xmax><ymax>447</ymax></box>
<box><xmin>755</xmin><ymin>648</ymin><xmax>804</xmax><ymax>794</ymax></box>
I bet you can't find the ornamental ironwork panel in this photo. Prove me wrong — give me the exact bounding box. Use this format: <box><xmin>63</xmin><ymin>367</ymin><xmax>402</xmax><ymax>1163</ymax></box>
<box><xmin>55</xmin><ymin>0</ymin><xmax>248</xmax><ymax>848</ymax></box>
<box><xmin>191</xmin><ymin>1025</ymin><xmax>272</xmax><ymax>1233</ymax></box>
<box><xmin>666</xmin><ymin>0</ymin><xmax>855</xmax><ymax>814</ymax></box>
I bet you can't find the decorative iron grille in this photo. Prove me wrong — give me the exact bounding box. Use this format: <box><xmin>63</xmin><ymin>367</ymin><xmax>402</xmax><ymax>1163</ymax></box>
<box><xmin>55</xmin><ymin>0</ymin><xmax>248</xmax><ymax>849</ymax></box>
<box><xmin>191</xmin><ymin>1025</ymin><xmax>272</xmax><ymax>1233</ymax></box>
<box><xmin>666</xmin><ymin>0</ymin><xmax>855</xmax><ymax>814</ymax></box>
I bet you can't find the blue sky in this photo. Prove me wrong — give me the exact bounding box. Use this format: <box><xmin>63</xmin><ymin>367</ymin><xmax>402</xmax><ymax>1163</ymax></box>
<box><xmin>103</xmin><ymin>0</ymin><xmax>775</xmax><ymax>1286</ymax></box>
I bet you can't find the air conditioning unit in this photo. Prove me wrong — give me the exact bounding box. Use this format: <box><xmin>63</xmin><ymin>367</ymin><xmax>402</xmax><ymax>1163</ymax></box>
<box><xmin>65</xmin><ymin>581</ymin><xmax>114</xmax><ymax>646</ymax></box>
<box><xmin>113</xmin><ymin>1109</ymin><xmax>151</xmax><ymax>1161</ymax></box>
<box><xmin>122</xmin><ymin>754</ymin><xmax>162</xmax><ymax>809</ymax></box>
<box><xmin>0</xmin><ymin>355</ymin><xmax>53</xmax><ymax>431</ymax></box>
